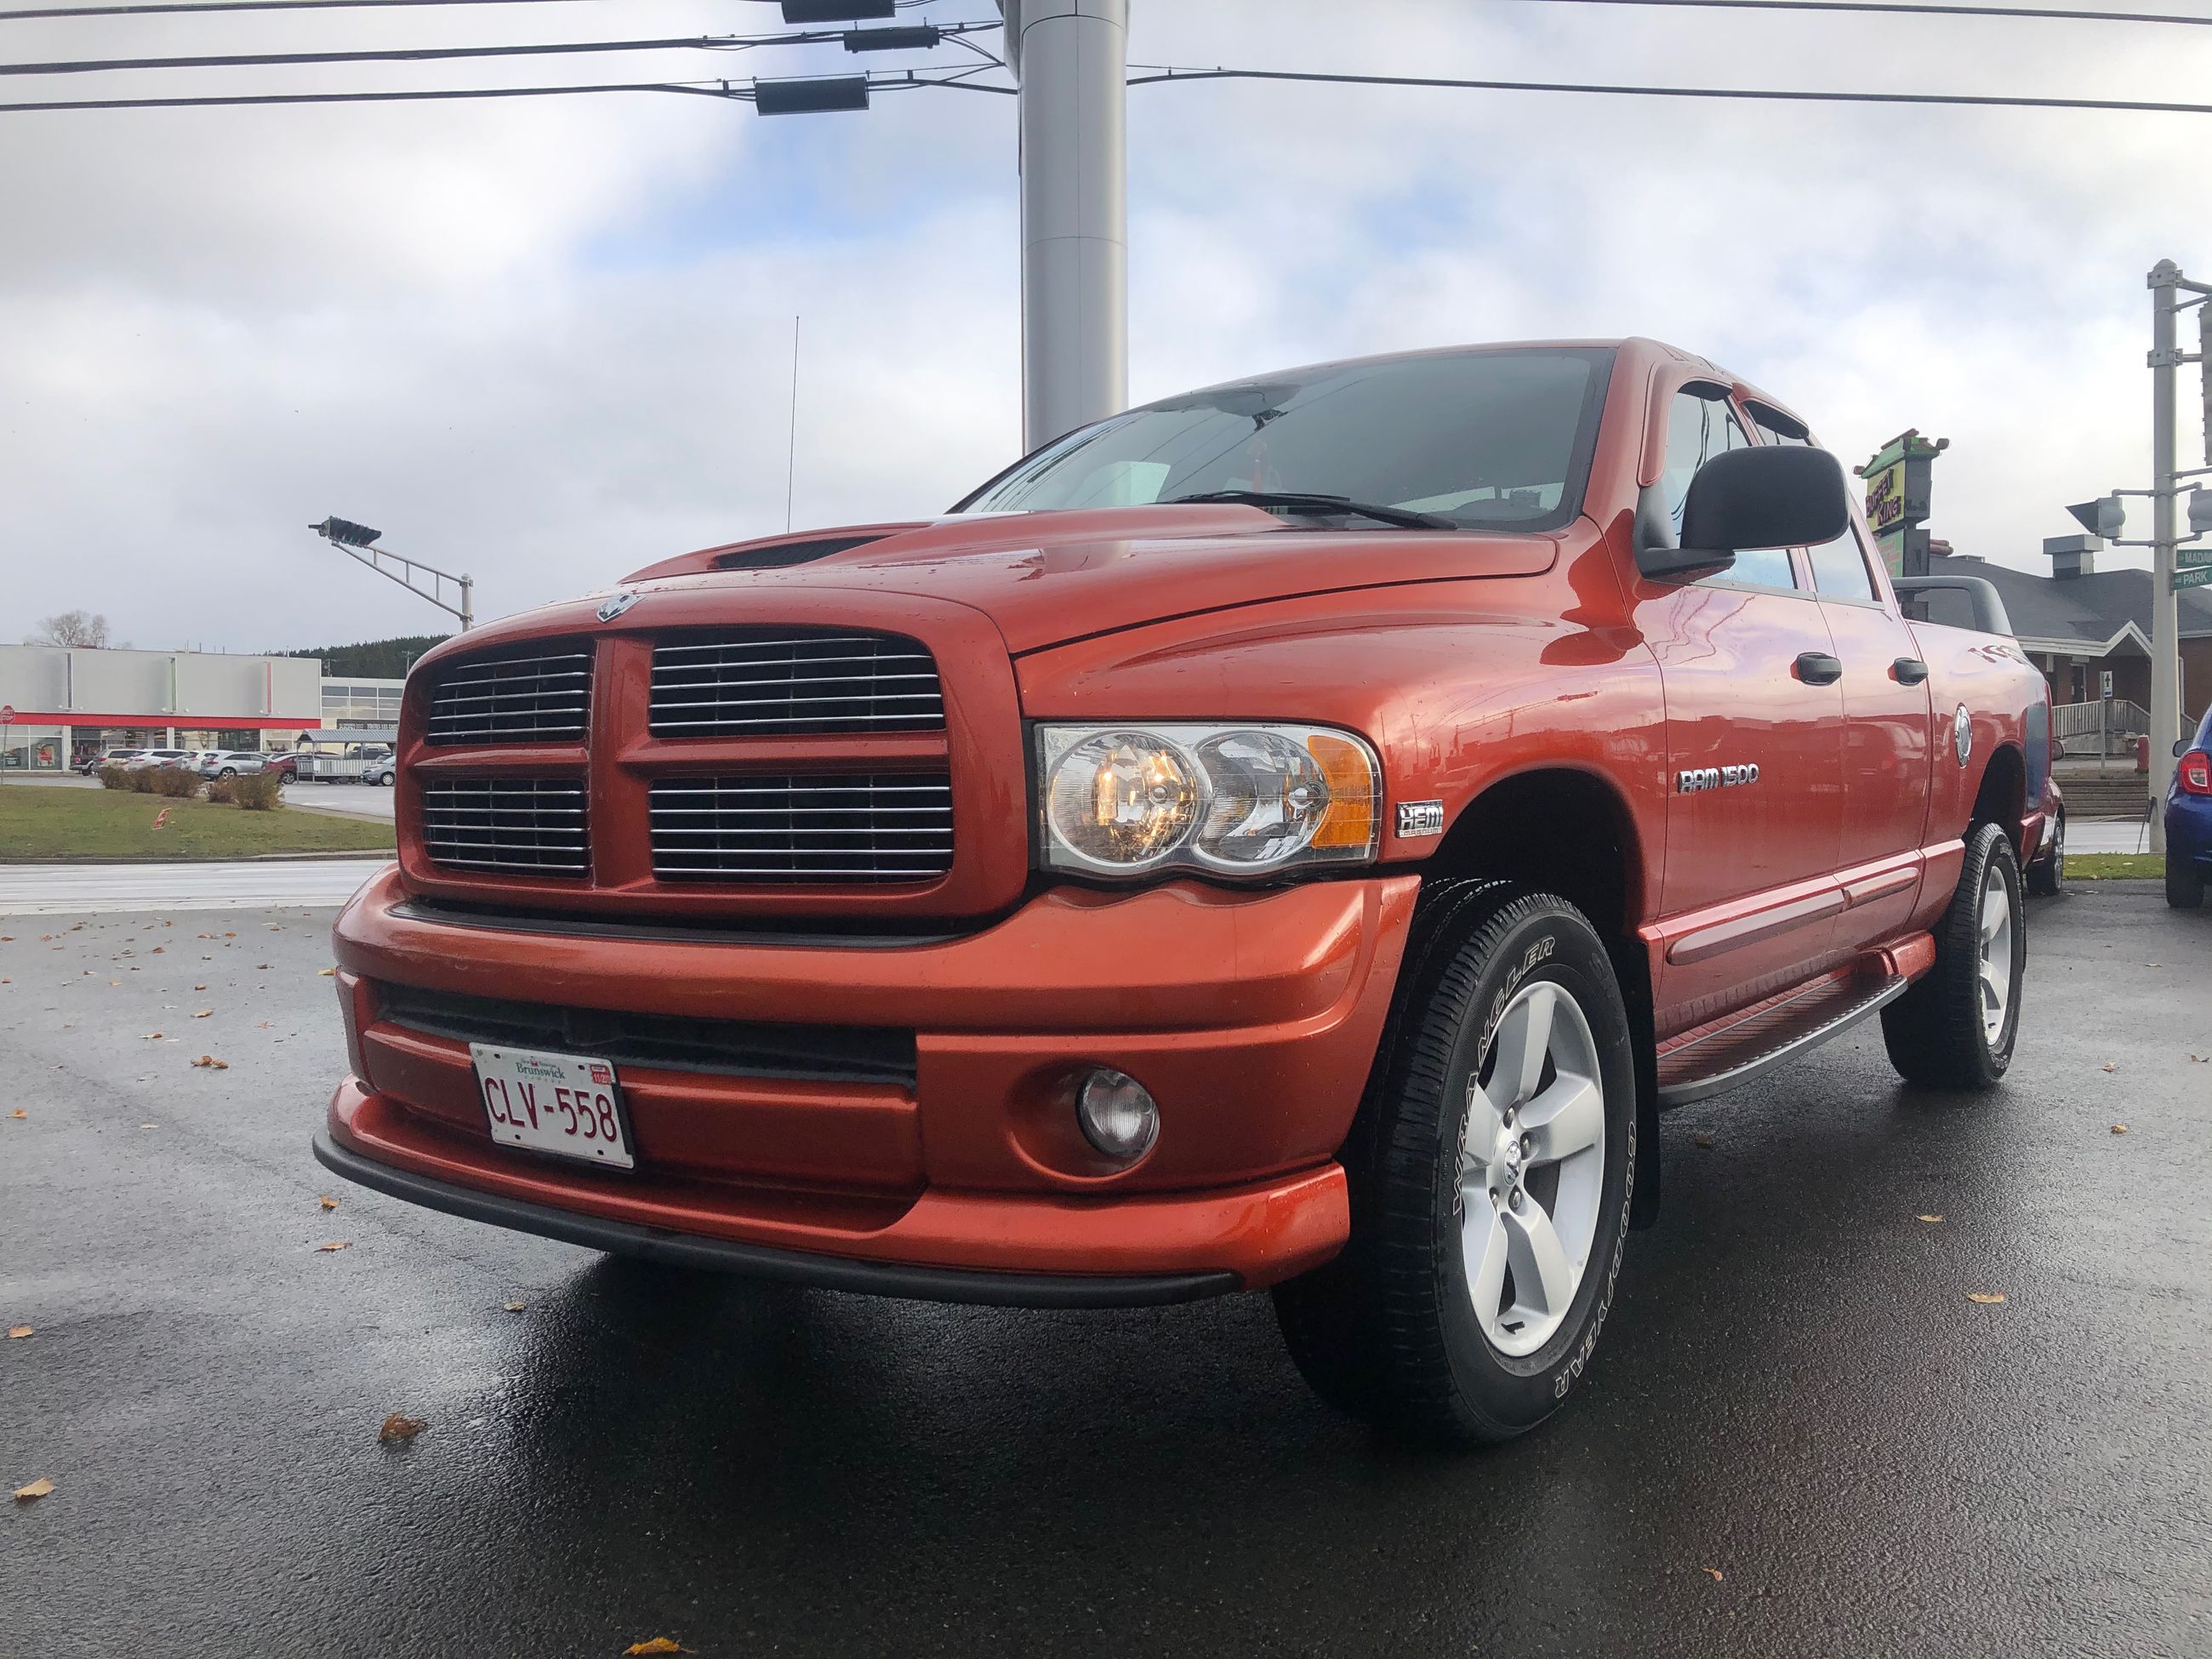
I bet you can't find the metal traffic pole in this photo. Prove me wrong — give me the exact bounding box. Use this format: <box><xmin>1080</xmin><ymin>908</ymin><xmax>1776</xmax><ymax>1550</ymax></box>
<box><xmin>2146</xmin><ymin>260</ymin><xmax>2212</xmax><ymax>853</ymax></box>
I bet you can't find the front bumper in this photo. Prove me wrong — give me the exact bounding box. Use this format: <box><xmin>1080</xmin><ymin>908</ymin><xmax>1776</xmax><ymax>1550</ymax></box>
<box><xmin>324</xmin><ymin>865</ymin><xmax>1419</xmax><ymax>1300</ymax></box>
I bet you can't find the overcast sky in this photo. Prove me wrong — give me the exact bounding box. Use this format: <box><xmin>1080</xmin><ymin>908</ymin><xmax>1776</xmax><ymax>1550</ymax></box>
<box><xmin>1</xmin><ymin>0</ymin><xmax>2207</xmax><ymax>653</ymax></box>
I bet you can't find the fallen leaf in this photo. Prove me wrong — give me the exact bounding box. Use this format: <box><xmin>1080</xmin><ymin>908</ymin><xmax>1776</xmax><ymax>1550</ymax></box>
<box><xmin>2101</xmin><ymin>1062</ymin><xmax>2118</xmax><ymax>1073</ymax></box>
<box><xmin>9</xmin><ymin>1109</ymin><xmax>24</xmax><ymax>1120</ymax></box>
<box><xmin>2191</xmin><ymin>1055</ymin><xmax>2208</xmax><ymax>1064</ymax></box>
<box><xmin>13</xmin><ymin>1477</ymin><xmax>54</xmax><ymax>1502</ymax></box>
<box><xmin>1918</xmin><ymin>1214</ymin><xmax>1945</xmax><ymax>1223</ymax></box>
<box><xmin>504</xmin><ymin>1301</ymin><xmax>527</xmax><ymax>1313</ymax></box>
<box><xmin>317</xmin><ymin>967</ymin><xmax>336</xmax><ymax>978</ymax></box>
<box><xmin>1966</xmin><ymin>1291</ymin><xmax>2007</xmax><ymax>1304</ymax></box>
<box><xmin>192</xmin><ymin>1010</ymin><xmax>212</xmax><ymax>1019</ymax></box>
<box><xmin>7</xmin><ymin>1326</ymin><xmax>30</xmax><ymax>1339</ymax></box>
<box><xmin>193</xmin><ymin>983</ymin><xmax>207</xmax><ymax>991</ymax></box>
<box><xmin>2148</xmin><ymin>962</ymin><xmax>2162</xmax><ymax>968</ymax></box>
<box><xmin>378</xmin><ymin>1413</ymin><xmax>425</xmax><ymax>1444</ymax></box>
<box><xmin>1700</xmin><ymin>1567</ymin><xmax>1724</xmax><ymax>1583</ymax></box>
<box><xmin>150</xmin><ymin>946</ymin><xmax>162</xmax><ymax>954</ymax></box>
<box><xmin>191</xmin><ymin>1055</ymin><xmax>228</xmax><ymax>1069</ymax></box>
<box><xmin>2111</xmin><ymin>1124</ymin><xmax>2129</xmax><ymax>1136</ymax></box>
<box><xmin>625</xmin><ymin>1642</ymin><xmax>687</xmax><ymax>1656</ymax></box>
<box><xmin>256</xmin><ymin>1021</ymin><xmax>271</xmax><ymax>1029</ymax></box>
<box><xmin>140</xmin><ymin>1032</ymin><xmax>163</xmax><ymax>1040</ymax></box>
<box><xmin>319</xmin><ymin>1194</ymin><xmax>339</xmax><ymax>1211</ymax></box>
<box><xmin>140</xmin><ymin>1124</ymin><xmax>157</xmax><ymax>1130</ymax></box>
<box><xmin>316</xmin><ymin>1240</ymin><xmax>351</xmax><ymax>1252</ymax></box>
<box><xmin>1693</xmin><ymin>1132</ymin><xmax>1714</xmax><ymax>1149</ymax></box>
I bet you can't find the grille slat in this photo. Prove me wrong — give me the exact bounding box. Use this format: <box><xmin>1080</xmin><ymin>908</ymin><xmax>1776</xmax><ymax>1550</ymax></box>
<box><xmin>420</xmin><ymin>778</ymin><xmax>589</xmax><ymax>877</ymax></box>
<box><xmin>425</xmin><ymin>644</ymin><xmax>591</xmax><ymax>745</ymax></box>
<box><xmin>649</xmin><ymin>773</ymin><xmax>954</xmax><ymax>883</ymax></box>
<box><xmin>373</xmin><ymin>980</ymin><xmax>916</xmax><ymax>1087</ymax></box>
<box><xmin>648</xmin><ymin>628</ymin><xmax>944</xmax><ymax>738</ymax></box>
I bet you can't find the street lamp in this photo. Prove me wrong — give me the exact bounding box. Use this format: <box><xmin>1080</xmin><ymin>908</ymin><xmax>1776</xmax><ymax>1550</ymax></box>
<box><xmin>309</xmin><ymin>516</ymin><xmax>474</xmax><ymax>631</ymax></box>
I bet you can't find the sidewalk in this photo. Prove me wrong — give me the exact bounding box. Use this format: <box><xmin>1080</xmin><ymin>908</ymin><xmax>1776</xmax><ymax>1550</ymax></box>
<box><xmin>0</xmin><ymin>859</ymin><xmax>386</xmax><ymax>916</ymax></box>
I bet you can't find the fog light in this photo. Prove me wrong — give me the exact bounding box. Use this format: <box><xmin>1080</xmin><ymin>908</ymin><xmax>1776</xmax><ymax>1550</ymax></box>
<box><xmin>1073</xmin><ymin>1067</ymin><xmax>1159</xmax><ymax>1162</ymax></box>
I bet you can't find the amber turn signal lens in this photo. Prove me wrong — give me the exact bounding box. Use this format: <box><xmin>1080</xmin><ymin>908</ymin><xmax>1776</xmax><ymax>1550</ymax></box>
<box><xmin>1307</xmin><ymin>733</ymin><xmax>1378</xmax><ymax>852</ymax></box>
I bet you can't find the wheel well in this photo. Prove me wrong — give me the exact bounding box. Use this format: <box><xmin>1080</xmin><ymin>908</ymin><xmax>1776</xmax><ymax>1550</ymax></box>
<box><xmin>1972</xmin><ymin>743</ymin><xmax>2026</xmax><ymax>834</ymax></box>
<box><xmin>1421</xmin><ymin>767</ymin><xmax>1660</xmax><ymax>1224</ymax></box>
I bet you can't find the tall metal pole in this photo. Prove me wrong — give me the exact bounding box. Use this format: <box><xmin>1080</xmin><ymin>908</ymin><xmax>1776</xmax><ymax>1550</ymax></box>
<box><xmin>2148</xmin><ymin>261</ymin><xmax>2181</xmax><ymax>853</ymax></box>
<box><xmin>1006</xmin><ymin>0</ymin><xmax>1128</xmax><ymax>450</ymax></box>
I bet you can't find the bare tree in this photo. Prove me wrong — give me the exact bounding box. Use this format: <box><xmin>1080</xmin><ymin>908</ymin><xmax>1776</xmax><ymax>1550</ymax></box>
<box><xmin>24</xmin><ymin>611</ymin><xmax>111</xmax><ymax>648</ymax></box>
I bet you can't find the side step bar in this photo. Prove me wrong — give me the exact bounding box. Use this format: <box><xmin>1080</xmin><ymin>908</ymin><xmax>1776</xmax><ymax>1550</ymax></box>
<box><xmin>1656</xmin><ymin>970</ymin><xmax>1910</xmax><ymax>1108</ymax></box>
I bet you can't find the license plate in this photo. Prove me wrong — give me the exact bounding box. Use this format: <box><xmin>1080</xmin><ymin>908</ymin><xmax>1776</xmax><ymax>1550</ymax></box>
<box><xmin>470</xmin><ymin>1043</ymin><xmax>635</xmax><ymax>1171</ymax></box>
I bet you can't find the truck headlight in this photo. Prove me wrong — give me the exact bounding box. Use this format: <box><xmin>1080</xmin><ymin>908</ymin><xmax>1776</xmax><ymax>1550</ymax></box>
<box><xmin>1036</xmin><ymin>722</ymin><xmax>1380</xmax><ymax>878</ymax></box>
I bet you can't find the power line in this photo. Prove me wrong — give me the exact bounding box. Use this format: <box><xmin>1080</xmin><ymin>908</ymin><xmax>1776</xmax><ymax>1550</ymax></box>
<box><xmin>0</xmin><ymin>0</ymin><xmax>809</xmax><ymax>17</ymax></box>
<box><xmin>1125</xmin><ymin>65</ymin><xmax>2212</xmax><ymax>117</ymax></box>
<box><xmin>0</xmin><ymin>68</ymin><xmax>960</xmax><ymax>111</ymax></box>
<box><xmin>1517</xmin><ymin>0</ymin><xmax>2212</xmax><ymax>25</ymax></box>
<box><xmin>0</xmin><ymin>21</ymin><xmax>995</xmax><ymax>77</ymax></box>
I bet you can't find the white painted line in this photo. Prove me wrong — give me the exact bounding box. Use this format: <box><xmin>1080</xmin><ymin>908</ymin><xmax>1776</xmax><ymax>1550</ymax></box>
<box><xmin>0</xmin><ymin>860</ymin><xmax>390</xmax><ymax>916</ymax></box>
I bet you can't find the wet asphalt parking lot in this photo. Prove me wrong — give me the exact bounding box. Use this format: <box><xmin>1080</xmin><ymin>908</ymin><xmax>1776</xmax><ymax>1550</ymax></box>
<box><xmin>3</xmin><ymin>882</ymin><xmax>2209</xmax><ymax>1658</ymax></box>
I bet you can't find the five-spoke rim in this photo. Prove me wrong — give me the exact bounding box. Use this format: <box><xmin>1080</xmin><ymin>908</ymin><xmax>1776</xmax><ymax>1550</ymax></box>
<box><xmin>1457</xmin><ymin>980</ymin><xmax>1606</xmax><ymax>1358</ymax></box>
<box><xmin>1978</xmin><ymin>875</ymin><xmax>2015</xmax><ymax>1044</ymax></box>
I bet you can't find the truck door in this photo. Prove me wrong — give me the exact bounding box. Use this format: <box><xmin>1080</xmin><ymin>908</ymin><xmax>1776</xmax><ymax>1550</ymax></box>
<box><xmin>1638</xmin><ymin>385</ymin><xmax>1846</xmax><ymax>1021</ymax></box>
<box><xmin>1746</xmin><ymin>404</ymin><xmax>1934</xmax><ymax>949</ymax></box>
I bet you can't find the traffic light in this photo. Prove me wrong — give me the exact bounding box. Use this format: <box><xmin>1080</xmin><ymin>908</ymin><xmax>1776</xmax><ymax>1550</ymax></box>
<box><xmin>2065</xmin><ymin>497</ymin><xmax>2125</xmax><ymax>539</ymax></box>
<box><xmin>753</xmin><ymin>76</ymin><xmax>871</xmax><ymax>115</ymax></box>
<box><xmin>782</xmin><ymin>1</ymin><xmax>896</xmax><ymax>21</ymax></box>
<box><xmin>311</xmin><ymin>516</ymin><xmax>381</xmax><ymax>548</ymax></box>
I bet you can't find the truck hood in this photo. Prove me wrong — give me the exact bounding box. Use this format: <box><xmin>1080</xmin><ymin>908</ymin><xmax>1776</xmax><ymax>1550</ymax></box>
<box><xmin>619</xmin><ymin>505</ymin><xmax>1560</xmax><ymax>655</ymax></box>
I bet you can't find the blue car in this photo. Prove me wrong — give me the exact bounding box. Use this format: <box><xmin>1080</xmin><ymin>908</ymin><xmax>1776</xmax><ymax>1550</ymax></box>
<box><xmin>2169</xmin><ymin>707</ymin><xmax>2212</xmax><ymax>909</ymax></box>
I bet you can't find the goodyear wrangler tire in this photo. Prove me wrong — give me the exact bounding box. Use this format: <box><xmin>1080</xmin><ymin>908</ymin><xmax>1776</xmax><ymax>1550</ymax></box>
<box><xmin>1273</xmin><ymin>887</ymin><xmax>1637</xmax><ymax>1445</ymax></box>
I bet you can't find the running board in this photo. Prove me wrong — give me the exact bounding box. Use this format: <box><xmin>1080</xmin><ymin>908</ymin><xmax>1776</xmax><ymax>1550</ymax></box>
<box><xmin>1656</xmin><ymin>969</ymin><xmax>1910</xmax><ymax>1107</ymax></box>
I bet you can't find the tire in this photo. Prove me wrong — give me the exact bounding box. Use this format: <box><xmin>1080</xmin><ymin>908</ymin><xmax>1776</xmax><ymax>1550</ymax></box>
<box><xmin>1272</xmin><ymin>884</ymin><xmax>1638</xmax><ymax>1445</ymax></box>
<box><xmin>1882</xmin><ymin>821</ymin><xmax>2024</xmax><ymax>1090</ymax></box>
<box><xmin>218</xmin><ymin>767</ymin><xmax>237</xmax><ymax>779</ymax></box>
<box><xmin>379</xmin><ymin>770</ymin><xmax>396</xmax><ymax>788</ymax></box>
<box><xmin>2026</xmin><ymin>810</ymin><xmax>2062</xmax><ymax>897</ymax></box>
<box><xmin>2168</xmin><ymin>852</ymin><xmax>2205</xmax><ymax>909</ymax></box>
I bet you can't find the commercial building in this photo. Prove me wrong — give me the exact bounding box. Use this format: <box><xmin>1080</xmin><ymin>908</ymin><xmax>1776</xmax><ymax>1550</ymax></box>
<box><xmin>0</xmin><ymin>643</ymin><xmax>405</xmax><ymax>772</ymax></box>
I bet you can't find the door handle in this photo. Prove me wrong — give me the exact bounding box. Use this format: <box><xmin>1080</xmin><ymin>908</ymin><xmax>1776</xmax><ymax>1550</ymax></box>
<box><xmin>1892</xmin><ymin>657</ymin><xmax>1930</xmax><ymax>685</ymax></box>
<box><xmin>1794</xmin><ymin>652</ymin><xmax>1844</xmax><ymax>686</ymax></box>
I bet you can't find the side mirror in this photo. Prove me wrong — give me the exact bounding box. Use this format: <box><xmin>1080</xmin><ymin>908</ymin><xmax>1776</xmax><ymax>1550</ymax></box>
<box><xmin>2181</xmin><ymin>739</ymin><xmax>2194</xmax><ymax>760</ymax></box>
<box><xmin>1639</xmin><ymin>445</ymin><xmax>1850</xmax><ymax>582</ymax></box>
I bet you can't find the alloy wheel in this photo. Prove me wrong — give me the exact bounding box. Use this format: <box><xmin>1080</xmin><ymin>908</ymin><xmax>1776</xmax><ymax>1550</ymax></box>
<box><xmin>1978</xmin><ymin>878</ymin><xmax>2015</xmax><ymax>1043</ymax></box>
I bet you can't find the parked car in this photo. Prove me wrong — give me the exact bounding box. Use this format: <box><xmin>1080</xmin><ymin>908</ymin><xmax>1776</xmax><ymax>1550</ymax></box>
<box><xmin>360</xmin><ymin>755</ymin><xmax>397</xmax><ymax>787</ymax></box>
<box><xmin>314</xmin><ymin>337</ymin><xmax>2052</xmax><ymax>1448</ymax></box>
<box><xmin>123</xmin><ymin>749</ymin><xmax>192</xmax><ymax>770</ymax></box>
<box><xmin>2027</xmin><ymin>773</ymin><xmax>2065</xmax><ymax>896</ymax></box>
<box><xmin>2165</xmin><ymin>710</ymin><xmax>2212</xmax><ymax>909</ymax></box>
<box><xmin>263</xmin><ymin>751</ymin><xmax>305</xmax><ymax>781</ymax></box>
<box><xmin>197</xmin><ymin>750</ymin><xmax>271</xmax><ymax>779</ymax></box>
<box><xmin>81</xmin><ymin>749</ymin><xmax>146</xmax><ymax>775</ymax></box>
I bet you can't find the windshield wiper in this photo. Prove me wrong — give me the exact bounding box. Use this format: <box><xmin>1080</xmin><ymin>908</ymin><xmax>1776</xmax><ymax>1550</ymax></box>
<box><xmin>1166</xmin><ymin>489</ymin><xmax>1457</xmax><ymax>531</ymax></box>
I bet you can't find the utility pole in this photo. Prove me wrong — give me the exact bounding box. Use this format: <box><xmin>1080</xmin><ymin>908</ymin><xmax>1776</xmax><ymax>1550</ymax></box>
<box><xmin>2146</xmin><ymin>259</ymin><xmax>2212</xmax><ymax>853</ymax></box>
<box><xmin>1003</xmin><ymin>0</ymin><xmax>1128</xmax><ymax>451</ymax></box>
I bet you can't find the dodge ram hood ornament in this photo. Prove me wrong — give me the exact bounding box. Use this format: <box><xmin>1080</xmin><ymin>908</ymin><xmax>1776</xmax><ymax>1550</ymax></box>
<box><xmin>596</xmin><ymin>590</ymin><xmax>641</xmax><ymax>623</ymax></box>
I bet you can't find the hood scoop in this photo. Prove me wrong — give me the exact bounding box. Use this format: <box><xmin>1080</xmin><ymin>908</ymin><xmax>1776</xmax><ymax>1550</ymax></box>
<box><xmin>711</xmin><ymin>533</ymin><xmax>888</xmax><ymax>571</ymax></box>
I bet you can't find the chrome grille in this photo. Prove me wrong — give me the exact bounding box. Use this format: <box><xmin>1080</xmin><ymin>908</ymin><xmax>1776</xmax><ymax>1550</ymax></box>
<box><xmin>420</xmin><ymin>778</ymin><xmax>589</xmax><ymax>876</ymax></box>
<box><xmin>650</xmin><ymin>773</ymin><xmax>953</xmax><ymax>883</ymax></box>
<box><xmin>425</xmin><ymin>644</ymin><xmax>592</xmax><ymax>745</ymax></box>
<box><xmin>649</xmin><ymin>630</ymin><xmax>943</xmax><ymax>737</ymax></box>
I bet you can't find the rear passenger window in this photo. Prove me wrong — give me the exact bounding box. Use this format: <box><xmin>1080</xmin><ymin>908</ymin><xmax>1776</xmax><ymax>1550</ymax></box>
<box><xmin>1807</xmin><ymin>527</ymin><xmax>1878</xmax><ymax>603</ymax></box>
<box><xmin>1663</xmin><ymin>390</ymin><xmax>1796</xmax><ymax>590</ymax></box>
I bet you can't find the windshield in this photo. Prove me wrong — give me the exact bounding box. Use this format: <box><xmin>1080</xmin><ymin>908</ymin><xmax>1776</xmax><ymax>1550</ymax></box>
<box><xmin>955</xmin><ymin>346</ymin><xmax>1613</xmax><ymax>532</ymax></box>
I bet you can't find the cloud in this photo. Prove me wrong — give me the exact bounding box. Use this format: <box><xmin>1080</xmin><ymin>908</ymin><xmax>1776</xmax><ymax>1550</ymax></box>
<box><xmin>0</xmin><ymin>0</ymin><xmax>2206</xmax><ymax>650</ymax></box>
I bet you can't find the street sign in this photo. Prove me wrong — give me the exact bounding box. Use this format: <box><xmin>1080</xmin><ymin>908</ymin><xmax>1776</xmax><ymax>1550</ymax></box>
<box><xmin>2179</xmin><ymin>544</ymin><xmax>2212</xmax><ymax>569</ymax></box>
<box><xmin>2101</xmin><ymin>670</ymin><xmax>2114</xmax><ymax>699</ymax></box>
<box><xmin>0</xmin><ymin>704</ymin><xmax>14</xmax><ymax>726</ymax></box>
<box><xmin>2174</xmin><ymin>564</ymin><xmax>2212</xmax><ymax>591</ymax></box>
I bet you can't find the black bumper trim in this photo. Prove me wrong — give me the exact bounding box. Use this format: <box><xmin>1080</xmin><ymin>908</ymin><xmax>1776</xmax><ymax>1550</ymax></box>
<box><xmin>311</xmin><ymin>1132</ymin><xmax>1240</xmax><ymax>1309</ymax></box>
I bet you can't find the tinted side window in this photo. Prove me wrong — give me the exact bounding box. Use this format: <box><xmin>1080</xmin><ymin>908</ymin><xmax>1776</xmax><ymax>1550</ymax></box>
<box><xmin>1663</xmin><ymin>391</ymin><xmax>1795</xmax><ymax>590</ymax></box>
<box><xmin>1808</xmin><ymin>527</ymin><xmax>1878</xmax><ymax>602</ymax></box>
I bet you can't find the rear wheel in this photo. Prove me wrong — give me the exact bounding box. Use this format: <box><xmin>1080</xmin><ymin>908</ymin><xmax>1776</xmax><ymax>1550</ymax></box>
<box><xmin>1272</xmin><ymin>885</ymin><xmax>1636</xmax><ymax>1445</ymax></box>
<box><xmin>2026</xmin><ymin>809</ymin><xmax>2063</xmax><ymax>896</ymax></box>
<box><xmin>1882</xmin><ymin>821</ymin><xmax>2023</xmax><ymax>1090</ymax></box>
<box><xmin>2168</xmin><ymin>851</ymin><xmax>2205</xmax><ymax>909</ymax></box>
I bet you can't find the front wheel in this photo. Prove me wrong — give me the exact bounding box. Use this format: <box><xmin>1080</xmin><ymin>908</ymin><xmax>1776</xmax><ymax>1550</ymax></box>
<box><xmin>1273</xmin><ymin>885</ymin><xmax>1637</xmax><ymax>1446</ymax></box>
<box><xmin>1882</xmin><ymin>821</ymin><xmax>2024</xmax><ymax>1090</ymax></box>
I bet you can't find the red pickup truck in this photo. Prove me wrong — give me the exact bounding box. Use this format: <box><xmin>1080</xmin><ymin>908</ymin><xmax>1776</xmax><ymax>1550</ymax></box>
<box><xmin>317</xmin><ymin>338</ymin><xmax>2050</xmax><ymax>1445</ymax></box>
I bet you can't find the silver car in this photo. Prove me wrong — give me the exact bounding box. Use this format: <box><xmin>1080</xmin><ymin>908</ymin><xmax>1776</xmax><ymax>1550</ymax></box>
<box><xmin>197</xmin><ymin>750</ymin><xmax>270</xmax><ymax>779</ymax></box>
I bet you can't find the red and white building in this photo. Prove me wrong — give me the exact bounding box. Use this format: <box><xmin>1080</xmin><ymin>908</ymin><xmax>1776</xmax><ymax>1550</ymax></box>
<box><xmin>1</xmin><ymin>643</ymin><xmax>339</xmax><ymax>771</ymax></box>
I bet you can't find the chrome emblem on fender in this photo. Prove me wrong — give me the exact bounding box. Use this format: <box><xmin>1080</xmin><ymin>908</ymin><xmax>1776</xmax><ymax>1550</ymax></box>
<box><xmin>596</xmin><ymin>590</ymin><xmax>641</xmax><ymax>623</ymax></box>
<box><xmin>1397</xmin><ymin>801</ymin><xmax>1445</xmax><ymax>838</ymax></box>
<box><xmin>1953</xmin><ymin>704</ymin><xmax>1973</xmax><ymax>767</ymax></box>
<box><xmin>1678</xmin><ymin>762</ymin><xmax>1760</xmax><ymax>793</ymax></box>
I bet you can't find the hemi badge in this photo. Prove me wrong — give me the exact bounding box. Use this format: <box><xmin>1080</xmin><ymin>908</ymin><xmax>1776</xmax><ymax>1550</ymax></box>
<box><xmin>1397</xmin><ymin>801</ymin><xmax>1445</xmax><ymax>838</ymax></box>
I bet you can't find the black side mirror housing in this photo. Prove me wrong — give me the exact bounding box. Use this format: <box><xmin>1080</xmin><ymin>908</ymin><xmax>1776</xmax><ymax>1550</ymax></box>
<box><xmin>2180</xmin><ymin>738</ymin><xmax>2194</xmax><ymax>760</ymax></box>
<box><xmin>1637</xmin><ymin>444</ymin><xmax>1850</xmax><ymax>583</ymax></box>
